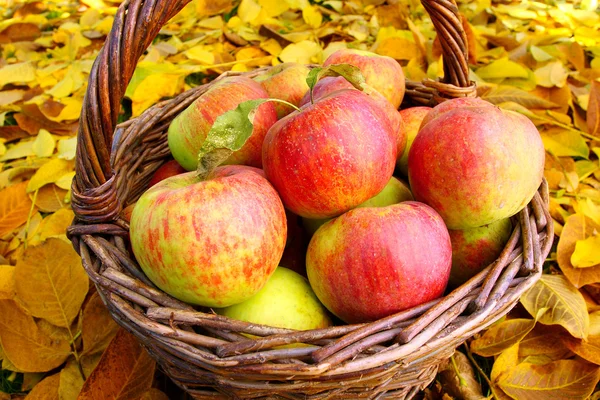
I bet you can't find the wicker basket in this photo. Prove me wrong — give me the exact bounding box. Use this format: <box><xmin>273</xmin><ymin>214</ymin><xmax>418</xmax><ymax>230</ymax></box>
<box><xmin>68</xmin><ymin>0</ymin><xmax>554</xmax><ymax>398</ymax></box>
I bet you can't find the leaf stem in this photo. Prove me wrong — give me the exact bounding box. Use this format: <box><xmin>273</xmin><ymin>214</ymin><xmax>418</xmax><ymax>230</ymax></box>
<box><xmin>463</xmin><ymin>343</ymin><xmax>494</xmax><ymax>392</ymax></box>
<box><xmin>23</xmin><ymin>189</ymin><xmax>38</xmax><ymax>249</ymax></box>
<box><xmin>450</xmin><ymin>354</ymin><xmax>468</xmax><ymax>388</ymax></box>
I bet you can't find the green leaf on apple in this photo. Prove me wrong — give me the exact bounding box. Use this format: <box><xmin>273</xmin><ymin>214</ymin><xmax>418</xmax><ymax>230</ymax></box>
<box><xmin>305</xmin><ymin>64</ymin><xmax>368</xmax><ymax>104</ymax></box>
<box><xmin>196</xmin><ymin>98</ymin><xmax>300</xmax><ymax>180</ymax></box>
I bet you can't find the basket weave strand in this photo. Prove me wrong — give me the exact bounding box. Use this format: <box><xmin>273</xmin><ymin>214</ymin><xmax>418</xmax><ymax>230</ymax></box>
<box><xmin>68</xmin><ymin>0</ymin><xmax>554</xmax><ymax>398</ymax></box>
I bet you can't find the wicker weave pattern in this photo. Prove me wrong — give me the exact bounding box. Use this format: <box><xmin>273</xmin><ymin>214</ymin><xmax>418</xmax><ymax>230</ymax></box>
<box><xmin>68</xmin><ymin>0</ymin><xmax>554</xmax><ymax>398</ymax></box>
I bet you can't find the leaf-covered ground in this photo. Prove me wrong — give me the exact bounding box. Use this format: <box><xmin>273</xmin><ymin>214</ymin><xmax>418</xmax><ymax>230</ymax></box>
<box><xmin>0</xmin><ymin>0</ymin><xmax>599</xmax><ymax>398</ymax></box>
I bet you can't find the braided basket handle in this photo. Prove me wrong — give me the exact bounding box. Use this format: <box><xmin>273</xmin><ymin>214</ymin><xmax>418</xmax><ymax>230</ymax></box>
<box><xmin>72</xmin><ymin>0</ymin><xmax>471</xmax><ymax>223</ymax></box>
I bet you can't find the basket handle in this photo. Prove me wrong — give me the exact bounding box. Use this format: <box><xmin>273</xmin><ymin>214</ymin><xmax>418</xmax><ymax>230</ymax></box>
<box><xmin>71</xmin><ymin>0</ymin><xmax>471</xmax><ymax>223</ymax></box>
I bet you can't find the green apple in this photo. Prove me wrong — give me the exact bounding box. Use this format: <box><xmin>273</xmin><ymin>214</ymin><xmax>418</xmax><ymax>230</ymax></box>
<box><xmin>218</xmin><ymin>267</ymin><xmax>332</xmax><ymax>331</ymax></box>
<box><xmin>302</xmin><ymin>176</ymin><xmax>414</xmax><ymax>237</ymax></box>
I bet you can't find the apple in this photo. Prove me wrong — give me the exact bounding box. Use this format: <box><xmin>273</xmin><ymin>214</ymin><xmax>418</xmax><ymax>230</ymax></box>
<box><xmin>263</xmin><ymin>89</ymin><xmax>397</xmax><ymax>219</ymax></box>
<box><xmin>419</xmin><ymin>97</ymin><xmax>493</xmax><ymax>130</ymax></box>
<box><xmin>396</xmin><ymin>106</ymin><xmax>432</xmax><ymax>176</ymax></box>
<box><xmin>302</xmin><ymin>176</ymin><xmax>414</xmax><ymax>237</ymax></box>
<box><xmin>408</xmin><ymin>100</ymin><xmax>545</xmax><ymax>229</ymax></box>
<box><xmin>306</xmin><ymin>201</ymin><xmax>452</xmax><ymax>323</ymax></box>
<box><xmin>148</xmin><ymin>159</ymin><xmax>187</xmax><ymax>187</ymax></box>
<box><xmin>448</xmin><ymin>218</ymin><xmax>512</xmax><ymax>288</ymax></box>
<box><xmin>298</xmin><ymin>77</ymin><xmax>405</xmax><ymax>155</ymax></box>
<box><xmin>218</xmin><ymin>267</ymin><xmax>332</xmax><ymax>331</ymax></box>
<box><xmin>129</xmin><ymin>165</ymin><xmax>287</xmax><ymax>307</ymax></box>
<box><xmin>323</xmin><ymin>49</ymin><xmax>406</xmax><ymax>109</ymax></box>
<box><xmin>254</xmin><ymin>62</ymin><xmax>311</xmax><ymax>119</ymax></box>
<box><xmin>167</xmin><ymin>76</ymin><xmax>278</xmax><ymax>171</ymax></box>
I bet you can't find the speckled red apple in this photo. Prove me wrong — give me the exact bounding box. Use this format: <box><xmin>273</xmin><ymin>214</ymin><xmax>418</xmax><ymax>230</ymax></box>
<box><xmin>323</xmin><ymin>49</ymin><xmax>406</xmax><ymax>109</ymax></box>
<box><xmin>263</xmin><ymin>89</ymin><xmax>397</xmax><ymax>219</ymax></box>
<box><xmin>168</xmin><ymin>76</ymin><xmax>277</xmax><ymax>170</ymax></box>
<box><xmin>408</xmin><ymin>99</ymin><xmax>545</xmax><ymax>229</ymax></box>
<box><xmin>148</xmin><ymin>160</ymin><xmax>187</xmax><ymax>187</ymax></box>
<box><xmin>306</xmin><ymin>201</ymin><xmax>452</xmax><ymax>323</ymax></box>
<box><xmin>129</xmin><ymin>165</ymin><xmax>287</xmax><ymax>307</ymax></box>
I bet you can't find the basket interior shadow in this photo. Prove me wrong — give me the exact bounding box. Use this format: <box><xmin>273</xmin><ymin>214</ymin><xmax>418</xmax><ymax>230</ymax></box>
<box><xmin>68</xmin><ymin>0</ymin><xmax>554</xmax><ymax>398</ymax></box>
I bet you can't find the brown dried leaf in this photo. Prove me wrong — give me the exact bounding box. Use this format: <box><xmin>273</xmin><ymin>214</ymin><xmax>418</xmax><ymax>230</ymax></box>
<box><xmin>14</xmin><ymin>104</ymin><xmax>78</xmax><ymax>136</ymax></box>
<box><xmin>562</xmin><ymin>335</ymin><xmax>600</xmax><ymax>366</ymax></box>
<box><xmin>558</xmin><ymin>214</ymin><xmax>600</xmax><ymax>288</ymax></box>
<box><xmin>81</xmin><ymin>291</ymin><xmax>119</xmax><ymax>356</ymax></box>
<box><xmin>482</xmin><ymin>86</ymin><xmax>558</xmax><ymax>109</ymax></box>
<box><xmin>519</xmin><ymin>325</ymin><xmax>573</xmax><ymax>363</ymax></box>
<box><xmin>24</xmin><ymin>373</ymin><xmax>60</xmax><ymax>400</ymax></box>
<box><xmin>438</xmin><ymin>351</ymin><xmax>484</xmax><ymax>400</ymax></box>
<box><xmin>0</xmin><ymin>265</ymin><xmax>15</xmax><ymax>300</ymax></box>
<box><xmin>498</xmin><ymin>359</ymin><xmax>600</xmax><ymax>400</ymax></box>
<box><xmin>0</xmin><ymin>181</ymin><xmax>36</xmax><ymax>238</ymax></box>
<box><xmin>140</xmin><ymin>389</ymin><xmax>170</xmax><ymax>400</ymax></box>
<box><xmin>470</xmin><ymin>318</ymin><xmax>536</xmax><ymax>356</ymax></box>
<box><xmin>77</xmin><ymin>329</ymin><xmax>155</xmax><ymax>400</ymax></box>
<box><xmin>0</xmin><ymin>23</ymin><xmax>41</xmax><ymax>43</ymax></box>
<box><xmin>33</xmin><ymin>184</ymin><xmax>69</xmax><ymax>213</ymax></box>
<box><xmin>588</xmin><ymin>80</ymin><xmax>600</xmax><ymax>137</ymax></box>
<box><xmin>14</xmin><ymin>238</ymin><xmax>89</xmax><ymax>328</ymax></box>
<box><xmin>0</xmin><ymin>300</ymin><xmax>70</xmax><ymax>372</ymax></box>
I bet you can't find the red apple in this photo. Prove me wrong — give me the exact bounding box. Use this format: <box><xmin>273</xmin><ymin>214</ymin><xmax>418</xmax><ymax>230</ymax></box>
<box><xmin>306</xmin><ymin>201</ymin><xmax>452</xmax><ymax>323</ymax></box>
<box><xmin>298</xmin><ymin>77</ymin><xmax>405</xmax><ymax>155</ymax></box>
<box><xmin>168</xmin><ymin>76</ymin><xmax>278</xmax><ymax>171</ymax></box>
<box><xmin>129</xmin><ymin>165</ymin><xmax>287</xmax><ymax>307</ymax></box>
<box><xmin>323</xmin><ymin>49</ymin><xmax>406</xmax><ymax>109</ymax></box>
<box><xmin>396</xmin><ymin>106</ymin><xmax>432</xmax><ymax>176</ymax></box>
<box><xmin>148</xmin><ymin>160</ymin><xmax>187</xmax><ymax>187</ymax></box>
<box><xmin>419</xmin><ymin>97</ymin><xmax>493</xmax><ymax>129</ymax></box>
<box><xmin>254</xmin><ymin>62</ymin><xmax>311</xmax><ymax>119</ymax></box>
<box><xmin>262</xmin><ymin>89</ymin><xmax>397</xmax><ymax>219</ymax></box>
<box><xmin>408</xmin><ymin>99</ymin><xmax>545</xmax><ymax>229</ymax></box>
<box><xmin>449</xmin><ymin>218</ymin><xmax>512</xmax><ymax>288</ymax></box>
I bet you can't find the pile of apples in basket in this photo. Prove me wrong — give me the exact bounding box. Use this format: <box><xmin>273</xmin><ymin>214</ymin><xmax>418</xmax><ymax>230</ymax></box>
<box><xmin>127</xmin><ymin>49</ymin><xmax>545</xmax><ymax>328</ymax></box>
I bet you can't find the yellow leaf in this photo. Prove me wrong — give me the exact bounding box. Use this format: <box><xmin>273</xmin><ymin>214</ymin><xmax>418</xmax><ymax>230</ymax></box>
<box><xmin>46</xmin><ymin>75</ymin><xmax>75</xmax><ymax>99</ymax></box>
<box><xmin>131</xmin><ymin>73</ymin><xmax>184</xmax><ymax>117</ymax></box>
<box><xmin>0</xmin><ymin>62</ymin><xmax>36</xmax><ymax>88</ymax></box>
<box><xmin>279</xmin><ymin>40</ymin><xmax>322</xmax><ymax>64</ymax></box>
<box><xmin>521</xmin><ymin>274</ymin><xmax>589</xmax><ymax>339</ymax></box>
<box><xmin>55</xmin><ymin>171</ymin><xmax>75</xmax><ymax>189</ymax></box>
<box><xmin>80</xmin><ymin>8</ymin><xmax>100</xmax><ymax>28</ymax></box>
<box><xmin>482</xmin><ymin>86</ymin><xmax>558</xmax><ymax>109</ymax></box>
<box><xmin>0</xmin><ymin>300</ymin><xmax>71</xmax><ymax>372</ymax></box>
<box><xmin>27</xmin><ymin>159</ymin><xmax>75</xmax><ymax>193</ymax></box>
<box><xmin>498</xmin><ymin>359</ymin><xmax>600</xmax><ymax>400</ymax></box>
<box><xmin>558</xmin><ymin>214</ymin><xmax>600</xmax><ymax>288</ymax></box>
<box><xmin>470</xmin><ymin>318</ymin><xmax>536</xmax><ymax>357</ymax></box>
<box><xmin>57</xmin><ymin>137</ymin><xmax>77</xmax><ymax>161</ymax></box>
<box><xmin>590</xmin><ymin>311</ymin><xmax>600</xmax><ymax>336</ymax></box>
<box><xmin>571</xmin><ymin>235</ymin><xmax>600</xmax><ymax>268</ymax></box>
<box><xmin>491</xmin><ymin>343</ymin><xmax>520</xmax><ymax>400</ymax></box>
<box><xmin>0</xmin><ymin>140</ymin><xmax>35</xmax><ymax>162</ymax></box>
<box><xmin>476</xmin><ymin>57</ymin><xmax>530</xmax><ymax>80</ymax></box>
<box><xmin>36</xmin><ymin>209</ymin><xmax>74</xmax><ymax>242</ymax></box>
<box><xmin>24</xmin><ymin>373</ymin><xmax>60</xmax><ymax>400</ymax></box>
<box><xmin>77</xmin><ymin>329</ymin><xmax>156</xmax><ymax>400</ymax></box>
<box><xmin>530</xmin><ymin>45</ymin><xmax>554</xmax><ymax>62</ymax></box>
<box><xmin>81</xmin><ymin>291</ymin><xmax>119</xmax><ymax>356</ymax></box>
<box><xmin>375</xmin><ymin>37</ymin><xmax>418</xmax><ymax>61</ymax></box>
<box><xmin>0</xmin><ymin>265</ymin><xmax>15</xmax><ymax>300</ymax></box>
<box><xmin>260</xmin><ymin>38</ymin><xmax>282</xmax><ymax>56</ymax></box>
<box><xmin>238</xmin><ymin>0</ymin><xmax>261</xmax><ymax>23</ymax></box>
<box><xmin>302</xmin><ymin>5</ymin><xmax>322</xmax><ymax>29</ymax></box>
<box><xmin>588</xmin><ymin>81</ymin><xmax>600</xmax><ymax>137</ymax></box>
<box><xmin>258</xmin><ymin>0</ymin><xmax>289</xmax><ymax>17</ymax></box>
<box><xmin>184</xmin><ymin>46</ymin><xmax>215</xmax><ymax>64</ymax></box>
<box><xmin>0</xmin><ymin>181</ymin><xmax>36</xmax><ymax>238</ymax></box>
<box><xmin>59</xmin><ymin>358</ymin><xmax>84</xmax><ymax>400</ymax></box>
<box><xmin>48</xmin><ymin>98</ymin><xmax>82</xmax><ymax>122</ymax></box>
<box><xmin>32</xmin><ymin>130</ymin><xmax>56</xmax><ymax>158</ymax></box>
<box><xmin>14</xmin><ymin>238</ymin><xmax>89</xmax><ymax>328</ymax></box>
<box><xmin>535</xmin><ymin>61</ymin><xmax>569</xmax><ymax>88</ymax></box>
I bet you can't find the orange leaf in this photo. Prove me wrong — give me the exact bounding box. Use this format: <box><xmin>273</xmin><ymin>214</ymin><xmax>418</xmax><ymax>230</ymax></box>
<box><xmin>140</xmin><ymin>389</ymin><xmax>170</xmax><ymax>400</ymax></box>
<box><xmin>33</xmin><ymin>184</ymin><xmax>69</xmax><ymax>213</ymax></box>
<box><xmin>589</xmin><ymin>80</ymin><xmax>600</xmax><ymax>136</ymax></box>
<box><xmin>24</xmin><ymin>373</ymin><xmax>60</xmax><ymax>400</ymax></box>
<box><xmin>0</xmin><ymin>300</ymin><xmax>70</xmax><ymax>372</ymax></box>
<box><xmin>77</xmin><ymin>329</ymin><xmax>156</xmax><ymax>400</ymax></box>
<box><xmin>562</xmin><ymin>335</ymin><xmax>600</xmax><ymax>366</ymax></box>
<box><xmin>0</xmin><ymin>181</ymin><xmax>36</xmax><ymax>238</ymax></box>
<box><xmin>470</xmin><ymin>318</ymin><xmax>536</xmax><ymax>357</ymax></box>
<box><xmin>81</xmin><ymin>291</ymin><xmax>119</xmax><ymax>356</ymax></box>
